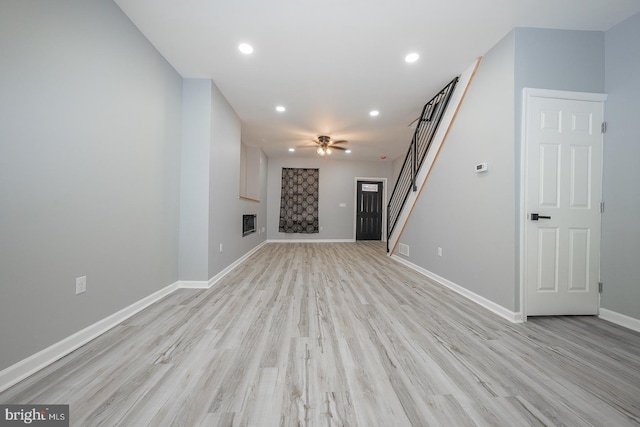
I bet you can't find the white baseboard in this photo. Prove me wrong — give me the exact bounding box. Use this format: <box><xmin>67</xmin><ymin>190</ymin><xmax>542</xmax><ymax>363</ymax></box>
<box><xmin>599</xmin><ymin>308</ymin><xmax>640</xmax><ymax>333</ymax></box>
<box><xmin>267</xmin><ymin>239</ymin><xmax>355</xmax><ymax>243</ymax></box>
<box><xmin>391</xmin><ymin>255</ymin><xmax>523</xmax><ymax>323</ymax></box>
<box><xmin>0</xmin><ymin>281</ymin><xmax>179</xmax><ymax>393</ymax></box>
<box><xmin>177</xmin><ymin>280</ymin><xmax>209</xmax><ymax>289</ymax></box>
<box><xmin>177</xmin><ymin>241</ymin><xmax>267</xmax><ymax>290</ymax></box>
<box><xmin>0</xmin><ymin>241</ymin><xmax>268</xmax><ymax>393</ymax></box>
<box><xmin>206</xmin><ymin>240</ymin><xmax>267</xmax><ymax>288</ymax></box>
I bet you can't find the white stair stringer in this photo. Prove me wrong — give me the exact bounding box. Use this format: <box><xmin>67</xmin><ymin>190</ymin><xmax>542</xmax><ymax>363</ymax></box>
<box><xmin>388</xmin><ymin>57</ymin><xmax>482</xmax><ymax>255</ymax></box>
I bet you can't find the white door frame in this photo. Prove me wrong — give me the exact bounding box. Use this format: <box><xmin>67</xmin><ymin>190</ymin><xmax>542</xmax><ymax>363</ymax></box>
<box><xmin>353</xmin><ymin>177</ymin><xmax>388</xmax><ymax>242</ymax></box>
<box><xmin>519</xmin><ymin>88</ymin><xmax>607</xmax><ymax>320</ymax></box>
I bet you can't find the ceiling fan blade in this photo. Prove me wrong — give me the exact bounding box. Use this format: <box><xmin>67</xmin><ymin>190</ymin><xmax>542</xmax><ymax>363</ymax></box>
<box><xmin>330</xmin><ymin>140</ymin><xmax>348</xmax><ymax>145</ymax></box>
<box><xmin>332</xmin><ymin>146</ymin><xmax>347</xmax><ymax>150</ymax></box>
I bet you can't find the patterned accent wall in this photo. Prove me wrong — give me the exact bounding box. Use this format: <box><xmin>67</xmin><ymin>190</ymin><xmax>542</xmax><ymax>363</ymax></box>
<box><xmin>279</xmin><ymin>168</ymin><xmax>319</xmax><ymax>233</ymax></box>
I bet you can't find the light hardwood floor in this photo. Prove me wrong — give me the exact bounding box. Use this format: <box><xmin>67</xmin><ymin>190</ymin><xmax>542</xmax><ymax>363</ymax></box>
<box><xmin>1</xmin><ymin>242</ymin><xmax>639</xmax><ymax>426</ymax></box>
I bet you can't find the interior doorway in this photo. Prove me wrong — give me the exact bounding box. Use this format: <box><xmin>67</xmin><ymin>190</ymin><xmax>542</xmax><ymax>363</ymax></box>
<box><xmin>355</xmin><ymin>179</ymin><xmax>385</xmax><ymax>240</ymax></box>
<box><xmin>521</xmin><ymin>88</ymin><xmax>606</xmax><ymax>317</ymax></box>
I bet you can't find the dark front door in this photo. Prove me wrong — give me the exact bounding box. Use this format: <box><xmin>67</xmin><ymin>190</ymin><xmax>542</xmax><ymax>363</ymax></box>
<box><xmin>356</xmin><ymin>180</ymin><xmax>383</xmax><ymax>240</ymax></box>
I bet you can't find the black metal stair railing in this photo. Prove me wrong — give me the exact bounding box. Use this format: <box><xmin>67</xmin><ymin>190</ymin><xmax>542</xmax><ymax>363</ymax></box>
<box><xmin>387</xmin><ymin>77</ymin><xmax>459</xmax><ymax>252</ymax></box>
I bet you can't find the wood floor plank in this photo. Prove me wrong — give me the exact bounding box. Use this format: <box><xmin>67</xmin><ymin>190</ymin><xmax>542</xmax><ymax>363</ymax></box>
<box><xmin>2</xmin><ymin>242</ymin><xmax>639</xmax><ymax>426</ymax></box>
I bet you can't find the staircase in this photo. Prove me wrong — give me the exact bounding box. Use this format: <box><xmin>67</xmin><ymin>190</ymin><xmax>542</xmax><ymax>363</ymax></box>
<box><xmin>387</xmin><ymin>58</ymin><xmax>482</xmax><ymax>254</ymax></box>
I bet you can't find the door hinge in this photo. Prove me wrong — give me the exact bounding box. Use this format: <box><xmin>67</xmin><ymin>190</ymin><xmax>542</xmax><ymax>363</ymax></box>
<box><xmin>601</xmin><ymin>122</ymin><xmax>607</xmax><ymax>133</ymax></box>
<box><xmin>600</xmin><ymin>202</ymin><xmax>605</xmax><ymax>213</ymax></box>
<box><xmin>598</xmin><ymin>282</ymin><xmax>603</xmax><ymax>293</ymax></box>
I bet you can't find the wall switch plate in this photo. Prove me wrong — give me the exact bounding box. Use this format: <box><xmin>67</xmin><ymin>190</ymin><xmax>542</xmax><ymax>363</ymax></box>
<box><xmin>219</xmin><ymin>243</ymin><xmax>223</xmax><ymax>252</ymax></box>
<box><xmin>76</xmin><ymin>276</ymin><xmax>86</xmax><ymax>295</ymax></box>
<box><xmin>438</xmin><ymin>247</ymin><xmax>443</xmax><ymax>257</ymax></box>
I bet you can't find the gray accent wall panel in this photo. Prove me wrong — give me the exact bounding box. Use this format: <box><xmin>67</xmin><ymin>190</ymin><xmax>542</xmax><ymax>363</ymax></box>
<box><xmin>514</xmin><ymin>28</ymin><xmax>605</xmax><ymax>150</ymax></box>
<box><xmin>179</xmin><ymin>80</ymin><xmax>212</xmax><ymax>281</ymax></box>
<box><xmin>602</xmin><ymin>12</ymin><xmax>640</xmax><ymax>320</ymax></box>
<box><xmin>0</xmin><ymin>0</ymin><xmax>183</xmax><ymax>369</ymax></box>
<box><xmin>514</xmin><ymin>28</ymin><xmax>605</xmax><ymax>95</ymax></box>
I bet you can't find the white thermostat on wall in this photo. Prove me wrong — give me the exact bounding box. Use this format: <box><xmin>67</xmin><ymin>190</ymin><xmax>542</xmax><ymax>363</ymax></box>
<box><xmin>475</xmin><ymin>162</ymin><xmax>488</xmax><ymax>173</ymax></box>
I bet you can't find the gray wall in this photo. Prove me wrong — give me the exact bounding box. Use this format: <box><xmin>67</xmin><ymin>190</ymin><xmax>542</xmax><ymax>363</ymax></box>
<box><xmin>267</xmin><ymin>158</ymin><xmax>393</xmax><ymax>240</ymax></box>
<box><xmin>179</xmin><ymin>79</ymin><xmax>268</xmax><ymax>281</ymax></box>
<box><xmin>179</xmin><ymin>80</ymin><xmax>212</xmax><ymax>280</ymax></box>
<box><xmin>601</xmin><ymin>12</ymin><xmax>640</xmax><ymax>320</ymax></box>
<box><xmin>514</xmin><ymin>28</ymin><xmax>605</xmax><ymax>96</ymax></box>
<box><xmin>0</xmin><ymin>0</ymin><xmax>183</xmax><ymax>369</ymax></box>
<box><xmin>396</xmin><ymin>28</ymin><xmax>607</xmax><ymax>314</ymax></box>
<box><xmin>391</xmin><ymin>155</ymin><xmax>406</xmax><ymax>187</ymax></box>
<box><xmin>395</xmin><ymin>31</ymin><xmax>517</xmax><ymax>310</ymax></box>
<box><xmin>208</xmin><ymin>82</ymin><xmax>268</xmax><ymax>276</ymax></box>
<box><xmin>512</xmin><ymin>28</ymin><xmax>605</xmax><ymax>310</ymax></box>
<box><xmin>514</xmin><ymin>28</ymin><xmax>605</xmax><ymax>149</ymax></box>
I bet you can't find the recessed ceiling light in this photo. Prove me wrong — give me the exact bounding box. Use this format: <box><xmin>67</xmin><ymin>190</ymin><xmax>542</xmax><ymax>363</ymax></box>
<box><xmin>276</xmin><ymin>105</ymin><xmax>286</xmax><ymax>112</ymax></box>
<box><xmin>405</xmin><ymin>52</ymin><xmax>419</xmax><ymax>63</ymax></box>
<box><xmin>369</xmin><ymin>110</ymin><xmax>379</xmax><ymax>117</ymax></box>
<box><xmin>345</xmin><ymin>149</ymin><xmax>352</xmax><ymax>154</ymax></box>
<box><xmin>288</xmin><ymin>148</ymin><xmax>295</xmax><ymax>152</ymax></box>
<box><xmin>238</xmin><ymin>43</ymin><xmax>254</xmax><ymax>54</ymax></box>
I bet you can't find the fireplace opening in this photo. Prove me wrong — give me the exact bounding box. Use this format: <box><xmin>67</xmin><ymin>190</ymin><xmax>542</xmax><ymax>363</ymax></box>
<box><xmin>243</xmin><ymin>214</ymin><xmax>256</xmax><ymax>236</ymax></box>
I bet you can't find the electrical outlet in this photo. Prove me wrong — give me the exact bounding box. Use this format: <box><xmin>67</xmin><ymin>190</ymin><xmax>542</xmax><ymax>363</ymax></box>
<box><xmin>438</xmin><ymin>247</ymin><xmax>443</xmax><ymax>257</ymax></box>
<box><xmin>76</xmin><ymin>276</ymin><xmax>86</xmax><ymax>295</ymax></box>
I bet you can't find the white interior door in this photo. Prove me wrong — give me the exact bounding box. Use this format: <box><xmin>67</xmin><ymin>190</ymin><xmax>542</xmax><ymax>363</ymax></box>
<box><xmin>524</xmin><ymin>90</ymin><xmax>605</xmax><ymax>316</ymax></box>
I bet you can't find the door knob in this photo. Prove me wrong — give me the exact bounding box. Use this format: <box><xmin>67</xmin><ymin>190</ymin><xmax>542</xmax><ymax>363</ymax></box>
<box><xmin>530</xmin><ymin>213</ymin><xmax>551</xmax><ymax>221</ymax></box>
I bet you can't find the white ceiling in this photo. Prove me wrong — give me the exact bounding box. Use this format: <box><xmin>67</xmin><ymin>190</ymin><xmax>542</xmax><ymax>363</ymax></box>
<box><xmin>114</xmin><ymin>0</ymin><xmax>640</xmax><ymax>161</ymax></box>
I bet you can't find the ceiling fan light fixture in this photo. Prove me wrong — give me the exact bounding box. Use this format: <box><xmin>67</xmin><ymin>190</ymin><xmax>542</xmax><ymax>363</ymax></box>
<box><xmin>276</xmin><ymin>105</ymin><xmax>286</xmax><ymax>112</ymax></box>
<box><xmin>288</xmin><ymin>148</ymin><xmax>295</xmax><ymax>152</ymax></box>
<box><xmin>314</xmin><ymin>135</ymin><xmax>347</xmax><ymax>156</ymax></box>
<box><xmin>345</xmin><ymin>149</ymin><xmax>352</xmax><ymax>154</ymax></box>
<box><xmin>369</xmin><ymin>110</ymin><xmax>379</xmax><ymax>117</ymax></box>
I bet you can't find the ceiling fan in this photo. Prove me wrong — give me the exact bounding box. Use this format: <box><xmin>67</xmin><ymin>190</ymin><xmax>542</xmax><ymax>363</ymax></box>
<box><xmin>311</xmin><ymin>135</ymin><xmax>349</xmax><ymax>156</ymax></box>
